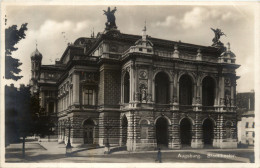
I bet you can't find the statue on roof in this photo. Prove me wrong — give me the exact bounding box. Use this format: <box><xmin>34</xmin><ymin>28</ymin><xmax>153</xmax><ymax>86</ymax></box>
<box><xmin>211</xmin><ymin>28</ymin><xmax>226</xmax><ymax>47</ymax></box>
<box><xmin>103</xmin><ymin>7</ymin><xmax>117</xmax><ymax>30</ymax></box>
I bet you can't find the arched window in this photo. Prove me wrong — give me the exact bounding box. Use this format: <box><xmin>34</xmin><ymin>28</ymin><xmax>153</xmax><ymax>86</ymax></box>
<box><xmin>179</xmin><ymin>75</ymin><xmax>193</xmax><ymax>105</ymax></box>
<box><xmin>155</xmin><ymin>72</ymin><xmax>170</xmax><ymax>104</ymax></box>
<box><xmin>140</xmin><ymin>119</ymin><xmax>149</xmax><ymax>139</ymax></box>
<box><xmin>202</xmin><ymin>76</ymin><xmax>215</xmax><ymax>106</ymax></box>
<box><xmin>124</xmin><ymin>72</ymin><xmax>130</xmax><ymax>103</ymax></box>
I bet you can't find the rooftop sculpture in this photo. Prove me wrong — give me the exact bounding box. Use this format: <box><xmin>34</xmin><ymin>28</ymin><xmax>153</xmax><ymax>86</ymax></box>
<box><xmin>103</xmin><ymin>7</ymin><xmax>117</xmax><ymax>30</ymax></box>
<box><xmin>211</xmin><ymin>28</ymin><xmax>226</xmax><ymax>47</ymax></box>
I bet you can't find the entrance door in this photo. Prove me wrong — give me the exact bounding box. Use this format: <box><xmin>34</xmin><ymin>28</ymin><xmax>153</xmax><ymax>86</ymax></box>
<box><xmin>83</xmin><ymin>119</ymin><xmax>95</xmax><ymax>144</ymax></box>
<box><xmin>180</xmin><ymin>118</ymin><xmax>192</xmax><ymax>146</ymax></box>
<box><xmin>202</xmin><ymin>119</ymin><xmax>214</xmax><ymax>147</ymax></box>
<box><xmin>156</xmin><ymin>117</ymin><xmax>168</xmax><ymax>147</ymax></box>
<box><xmin>84</xmin><ymin>127</ymin><xmax>94</xmax><ymax>144</ymax></box>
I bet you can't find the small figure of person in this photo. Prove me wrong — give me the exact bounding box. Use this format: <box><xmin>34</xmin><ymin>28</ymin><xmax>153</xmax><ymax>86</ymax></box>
<box><xmin>155</xmin><ymin>148</ymin><xmax>162</xmax><ymax>163</ymax></box>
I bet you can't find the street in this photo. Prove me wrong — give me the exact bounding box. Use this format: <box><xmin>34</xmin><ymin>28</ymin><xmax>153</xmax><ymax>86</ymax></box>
<box><xmin>5</xmin><ymin>140</ymin><xmax>254</xmax><ymax>163</ymax></box>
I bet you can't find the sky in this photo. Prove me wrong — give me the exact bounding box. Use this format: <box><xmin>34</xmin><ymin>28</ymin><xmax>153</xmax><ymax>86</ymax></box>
<box><xmin>3</xmin><ymin>4</ymin><xmax>257</xmax><ymax>92</ymax></box>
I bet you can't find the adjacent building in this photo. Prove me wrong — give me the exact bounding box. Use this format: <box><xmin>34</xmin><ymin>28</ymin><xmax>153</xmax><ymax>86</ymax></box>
<box><xmin>30</xmin><ymin>7</ymin><xmax>240</xmax><ymax>151</ymax></box>
<box><xmin>237</xmin><ymin>91</ymin><xmax>255</xmax><ymax>146</ymax></box>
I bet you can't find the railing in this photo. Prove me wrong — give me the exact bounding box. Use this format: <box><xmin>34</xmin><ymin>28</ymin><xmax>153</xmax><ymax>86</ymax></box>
<box><xmin>179</xmin><ymin>54</ymin><xmax>195</xmax><ymax>60</ymax></box>
<box><xmin>154</xmin><ymin>104</ymin><xmax>171</xmax><ymax>109</ymax></box>
<box><xmin>202</xmin><ymin>106</ymin><xmax>215</xmax><ymax>111</ymax></box>
<box><xmin>179</xmin><ymin>105</ymin><xmax>193</xmax><ymax>111</ymax></box>
<box><xmin>223</xmin><ymin>106</ymin><xmax>236</xmax><ymax>112</ymax></box>
<box><xmin>154</xmin><ymin>51</ymin><xmax>172</xmax><ymax>58</ymax></box>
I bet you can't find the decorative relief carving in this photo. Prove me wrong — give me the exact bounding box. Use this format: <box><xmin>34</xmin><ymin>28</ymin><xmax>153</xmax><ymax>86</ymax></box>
<box><xmin>139</xmin><ymin>70</ymin><xmax>148</xmax><ymax>79</ymax></box>
<box><xmin>110</xmin><ymin>44</ymin><xmax>118</xmax><ymax>52</ymax></box>
<box><xmin>134</xmin><ymin>92</ymin><xmax>140</xmax><ymax>102</ymax></box>
<box><xmin>126</xmin><ymin>66</ymin><xmax>130</xmax><ymax>72</ymax></box>
<box><xmin>146</xmin><ymin>94</ymin><xmax>152</xmax><ymax>103</ymax></box>
<box><xmin>196</xmin><ymin>97</ymin><xmax>201</xmax><ymax>104</ymax></box>
<box><xmin>220</xmin><ymin>98</ymin><xmax>225</xmax><ymax>106</ymax></box>
<box><xmin>224</xmin><ymin>78</ymin><xmax>231</xmax><ymax>87</ymax></box>
<box><xmin>172</xmin><ymin>96</ymin><xmax>178</xmax><ymax>103</ymax></box>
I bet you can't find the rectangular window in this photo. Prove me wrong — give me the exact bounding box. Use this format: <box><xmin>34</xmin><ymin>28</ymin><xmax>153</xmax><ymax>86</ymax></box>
<box><xmin>246</xmin><ymin>131</ymin><xmax>249</xmax><ymax>137</ymax></box>
<box><xmin>253</xmin><ymin>132</ymin><xmax>255</xmax><ymax>137</ymax></box>
<box><xmin>252</xmin><ymin>122</ymin><xmax>255</xmax><ymax>128</ymax></box>
<box><xmin>245</xmin><ymin>122</ymin><xmax>249</xmax><ymax>128</ymax></box>
<box><xmin>83</xmin><ymin>89</ymin><xmax>94</xmax><ymax>105</ymax></box>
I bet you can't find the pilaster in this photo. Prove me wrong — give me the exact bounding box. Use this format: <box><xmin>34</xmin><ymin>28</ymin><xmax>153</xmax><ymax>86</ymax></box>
<box><xmin>191</xmin><ymin>113</ymin><xmax>203</xmax><ymax>148</ymax></box>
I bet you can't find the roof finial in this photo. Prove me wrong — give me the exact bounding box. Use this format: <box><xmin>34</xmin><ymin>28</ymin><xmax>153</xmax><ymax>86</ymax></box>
<box><xmin>142</xmin><ymin>20</ymin><xmax>147</xmax><ymax>41</ymax></box>
<box><xmin>36</xmin><ymin>40</ymin><xmax>38</xmax><ymax>49</ymax></box>
<box><xmin>143</xmin><ymin>20</ymin><xmax>147</xmax><ymax>31</ymax></box>
<box><xmin>93</xmin><ymin>27</ymin><xmax>95</xmax><ymax>38</ymax></box>
<box><xmin>227</xmin><ymin>42</ymin><xmax>230</xmax><ymax>51</ymax></box>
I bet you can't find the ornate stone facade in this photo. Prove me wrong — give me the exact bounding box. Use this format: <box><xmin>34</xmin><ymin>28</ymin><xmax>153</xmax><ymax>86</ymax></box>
<box><xmin>30</xmin><ymin>8</ymin><xmax>240</xmax><ymax>151</ymax></box>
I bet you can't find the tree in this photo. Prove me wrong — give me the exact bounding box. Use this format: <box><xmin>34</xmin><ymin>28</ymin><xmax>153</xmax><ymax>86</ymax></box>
<box><xmin>5</xmin><ymin>85</ymin><xmax>55</xmax><ymax>158</ymax></box>
<box><xmin>30</xmin><ymin>95</ymin><xmax>55</xmax><ymax>139</ymax></box>
<box><xmin>5</xmin><ymin>23</ymin><xmax>28</xmax><ymax>80</ymax></box>
<box><xmin>5</xmin><ymin>84</ymin><xmax>32</xmax><ymax>158</ymax></box>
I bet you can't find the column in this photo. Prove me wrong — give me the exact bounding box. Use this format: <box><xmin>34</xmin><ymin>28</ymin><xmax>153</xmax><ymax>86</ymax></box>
<box><xmin>72</xmin><ymin>72</ymin><xmax>80</xmax><ymax>105</ymax></box>
<box><xmin>219</xmin><ymin>76</ymin><xmax>225</xmax><ymax>106</ymax></box>
<box><xmin>170</xmin><ymin>81</ymin><xmax>174</xmax><ymax>103</ymax></box>
<box><xmin>130</xmin><ymin>67</ymin><xmax>134</xmax><ymax>102</ymax></box>
<box><xmin>148</xmin><ymin>67</ymin><xmax>153</xmax><ymax>103</ymax></box>
<box><xmin>133</xmin><ymin>65</ymin><xmax>138</xmax><ymax>103</ymax></box>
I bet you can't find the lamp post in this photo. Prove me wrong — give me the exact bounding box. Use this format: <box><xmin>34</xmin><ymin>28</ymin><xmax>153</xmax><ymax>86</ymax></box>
<box><xmin>104</xmin><ymin>118</ymin><xmax>111</xmax><ymax>154</ymax></box>
<box><xmin>65</xmin><ymin>117</ymin><xmax>72</xmax><ymax>156</ymax></box>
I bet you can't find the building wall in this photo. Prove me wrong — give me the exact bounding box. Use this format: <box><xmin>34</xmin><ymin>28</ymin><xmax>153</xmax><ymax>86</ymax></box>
<box><xmin>32</xmin><ymin>29</ymin><xmax>239</xmax><ymax>150</ymax></box>
<box><xmin>238</xmin><ymin>116</ymin><xmax>255</xmax><ymax>145</ymax></box>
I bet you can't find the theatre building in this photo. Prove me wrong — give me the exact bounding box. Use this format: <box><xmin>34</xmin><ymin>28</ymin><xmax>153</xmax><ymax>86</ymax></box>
<box><xmin>30</xmin><ymin>8</ymin><xmax>240</xmax><ymax>151</ymax></box>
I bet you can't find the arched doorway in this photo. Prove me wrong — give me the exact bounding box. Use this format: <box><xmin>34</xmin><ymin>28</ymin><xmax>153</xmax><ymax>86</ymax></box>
<box><xmin>83</xmin><ymin>119</ymin><xmax>95</xmax><ymax>144</ymax></box>
<box><xmin>156</xmin><ymin>117</ymin><xmax>168</xmax><ymax>147</ymax></box>
<box><xmin>155</xmin><ymin>72</ymin><xmax>170</xmax><ymax>104</ymax></box>
<box><xmin>202</xmin><ymin>118</ymin><xmax>214</xmax><ymax>147</ymax></box>
<box><xmin>180</xmin><ymin>118</ymin><xmax>192</xmax><ymax>146</ymax></box>
<box><xmin>202</xmin><ymin>76</ymin><xmax>215</xmax><ymax>106</ymax></box>
<box><xmin>179</xmin><ymin>75</ymin><xmax>193</xmax><ymax>105</ymax></box>
<box><xmin>124</xmin><ymin>72</ymin><xmax>130</xmax><ymax>103</ymax></box>
<box><xmin>121</xmin><ymin>115</ymin><xmax>128</xmax><ymax>146</ymax></box>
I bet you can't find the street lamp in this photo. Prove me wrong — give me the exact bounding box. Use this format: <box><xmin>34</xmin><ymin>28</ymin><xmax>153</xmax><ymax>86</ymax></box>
<box><xmin>66</xmin><ymin>117</ymin><xmax>72</xmax><ymax>156</ymax></box>
<box><xmin>104</xmin><ymin>118</ymin><xmax>111</xmax><ymax>154</ymax></box>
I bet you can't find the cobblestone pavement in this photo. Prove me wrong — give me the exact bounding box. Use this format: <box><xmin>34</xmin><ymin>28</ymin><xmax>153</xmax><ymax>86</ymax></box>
<box><xmin>4</xmin><ymin>141</ymin><xmax>254</xmax><ymax>163</ymax></box>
